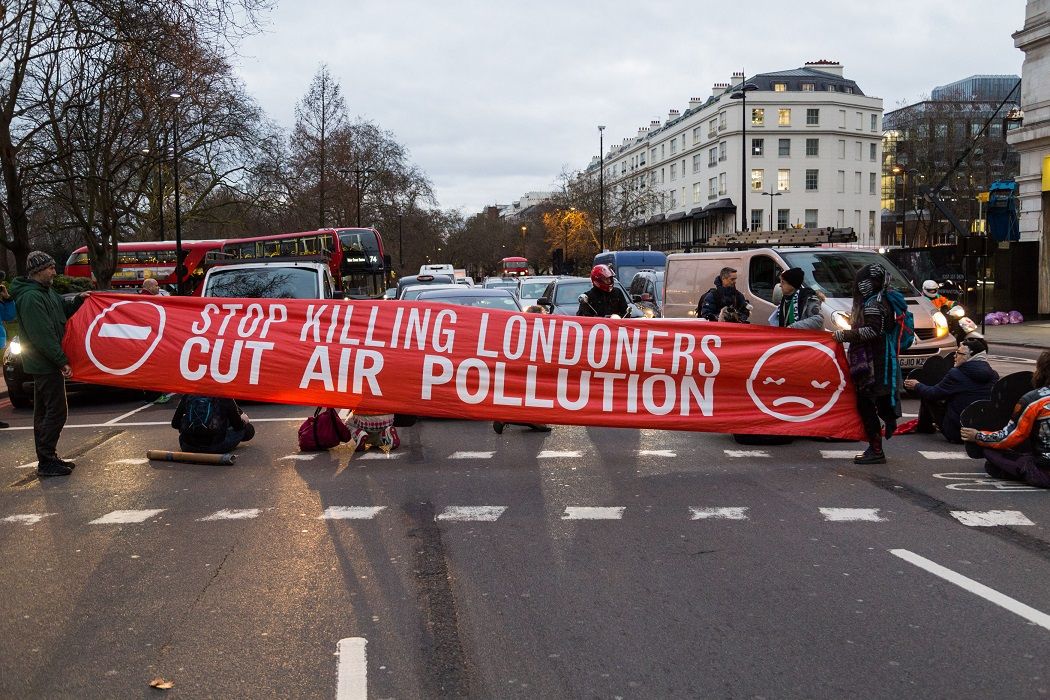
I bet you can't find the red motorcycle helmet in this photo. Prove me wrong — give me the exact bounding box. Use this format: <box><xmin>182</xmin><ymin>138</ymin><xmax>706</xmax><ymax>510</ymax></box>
<box><xmin>590</xmin><ymin>264</ymin><xmax>615</xmax><ymax>292</ymax></box>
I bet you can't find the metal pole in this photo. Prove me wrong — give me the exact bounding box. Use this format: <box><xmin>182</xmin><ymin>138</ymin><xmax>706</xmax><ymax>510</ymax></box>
<box><xmin>398</xmin><ymin>213</ymin><xmax>404</xmax><ymax>270</ymax></box>
<box><xmin>172</xmin><ymin>107</ymin><xmax>183</xmax><ymax>296</ymax></box>
<box><xmin>355</xmin><ymin>169</ymin><xmax>362</xmax><ymax>228</ymax></box>
<box><xmin>767</xmin><ymin>192</ymin><xmax>773</xmax><ymax>230</ymax></box>
<box><xmin>598</xmin><ymin>125</ymin><xmax>605</xmax><ymax>252</ymax></box>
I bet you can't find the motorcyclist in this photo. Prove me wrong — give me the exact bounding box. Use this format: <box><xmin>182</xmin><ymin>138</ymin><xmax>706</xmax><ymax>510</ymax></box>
<box><xmin>578</xmin><ymin>264</ymin><xmax>629</xmax><ymax>318</ymax></box>
<box><xmin>922</xmin><ymin>280</ymin><xmax>955</xmax><ymax>312</ymax></box>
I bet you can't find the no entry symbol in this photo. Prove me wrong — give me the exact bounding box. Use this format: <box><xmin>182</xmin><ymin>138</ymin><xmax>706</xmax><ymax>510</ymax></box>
<box><xmin>84</xmin><ymin>300</ymin><xmax>166</xmax><ymax>376</ymax></box>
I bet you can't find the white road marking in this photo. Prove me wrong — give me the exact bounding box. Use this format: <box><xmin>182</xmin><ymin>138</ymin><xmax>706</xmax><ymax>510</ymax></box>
<box><xmin>2</xmin><ymin>513</ymin><xmax>55</xmax><ymax>524</ymax></box>
<box><xmin>111</xmin><ymin>458</ymin><xmax>149</xmax><ymax>466</ymax></box>
<box><xmin>919</xmin><ymin>451</ymin><xmax>969</xmax><ymax>460</ymax></box>
<box><xmin>356</xmin><ymin>451</ymin><xmax>404</xmax><ymax>460</ymax></box>
<box><xmin>538</xmin><ymin>450</ymin><xmax>582</xmax><ymax>459</ymax></box>
<box><xmin>690</xmin><ymin>507</ymin><xmax>749</xmax><ymax>520</ymax></box>
<box><xmin>988</xmin><ymin>355</ymin><xmax>1037</xmax><ymax>365</ymax></box>
<box><xmin>562</xmin><ymin>506</ymin><xmax>625</xmax><ymax>520</ymax></box>
<box><xmin>338</xmin><ymin>408</ymin><xmax>351</xmax><ymax>420</ymax></box>
<box><xmin>336</xmin><ymin>637</ymin><xmax>367</xmax><ymax>700</ymax></box>
<box><xmin>99</xmin><ymin>322</ymin><xmax>151</xmax><ymax>340</ymax></box>
<box><xmin>89</xmin><ymin>509</ymin><xmax>165</xmax><ymax>524</ymax></box>
<box><xmin>891</xmin><ymin>549</ymin><xmax>1050</xmax><ymax>632</ymax></box>
<box><xmin>13</xmin><ymin>460</ymin><xmax>38</xmax><ymax>469</ymax></box>
<box><xmin>281</xmin><ymin>454</ymin><xmax>320</xmax><ymax>461</ymax></box>
<box><xmin>436</xmin><ymin>506</ymin><xmax>507</xmax><ymax>522</ymax></box>
<box><xmin>105</xmin><ymin>402</ymin><xmax>155</xmax><ymax>425</ymax></box>
<box><xmin>820</xmin><ymin>450</ymin><xmax>859</xmax><ymax>459</ymax></box>
<box><xmin>320</xmin><ymin>506</ymin><xmax>386</xmax><ymax>520</ymax></box>
<box><xmin>198</xmin><ymin>508</ymin><xmax>261</xmax><ymax>521</ymax></box>
<box><xmin>724</xmin><ymin>450</ymin><xmax>770</xmax><ymax>458</ymax></box>
<box><xmin>638</xmin><ymin>449</ymin><xmax>677</xmax><ymax>457</ymax></box>
<box><xmin>950</xmin><ymin>510</ymin><xmax>1034</xmax><ymax>527</ymax></box>
<box><xmin>820</xmin><ymin>508</ymin><xmax>886</xmax><ymax>522</ymax></box>
<box><xmin>449</xmin><ymin>451</ymin><xmax>495</xmax><ymax>459</ymax></box>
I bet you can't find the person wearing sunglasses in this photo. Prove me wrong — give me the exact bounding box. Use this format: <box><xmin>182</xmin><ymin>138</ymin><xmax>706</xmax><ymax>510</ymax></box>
<box><xmin>903</xmin><ymin>336</ymin><xmax>997</xmax><ymax>444</ymax></box>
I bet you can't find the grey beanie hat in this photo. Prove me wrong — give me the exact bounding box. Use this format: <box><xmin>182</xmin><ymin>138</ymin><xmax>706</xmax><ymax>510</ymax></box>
<box><xmin>26</xmin><ymin>250</ymin><xmax>56</xmax><ymax>276</ymax></box>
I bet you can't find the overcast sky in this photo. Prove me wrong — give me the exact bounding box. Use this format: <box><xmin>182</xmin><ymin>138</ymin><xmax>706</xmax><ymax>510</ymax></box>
<box><xmin>233</xmin><ymin>0</ymin><xmax>1024</xmax><ymax>215</ymax></box>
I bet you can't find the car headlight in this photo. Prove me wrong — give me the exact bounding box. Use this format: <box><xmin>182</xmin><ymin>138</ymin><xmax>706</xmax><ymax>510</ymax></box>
<box><xmin>947</xmin><ymin>305</ymin><xmax>966</xmax><ymax>319</ymax></box>
<box><xmin>932</xmin><ymin>311</ymin><xmax>949</xmax><ymax>338</ymax></box>
<box><xmin>8</xmin><ymin>339</ymin><xmax>21</xmax><ymax>355</ymax></box>
<box><xmin>831</xmin><ymin>311</ymin><xmax>851</xmax><ymax>331</ymax></box>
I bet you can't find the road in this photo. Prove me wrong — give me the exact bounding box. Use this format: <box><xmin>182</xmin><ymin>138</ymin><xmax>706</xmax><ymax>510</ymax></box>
<box><xmin>0</xmin><ymin>348</ymin><xmax>1047</xmax><ymax>698</ymax></box>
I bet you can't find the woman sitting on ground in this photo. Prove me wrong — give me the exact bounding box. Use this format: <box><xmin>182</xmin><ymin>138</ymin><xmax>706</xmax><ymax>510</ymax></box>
<box><xmin>960</xmin><ymin>350</ymin><xmax>1050</xmax><ymax>488</ymax></box>
<box><xmin>903</xmin><ymin>337</ymin><xmax>998</xmax><ymax>443</ymax></box>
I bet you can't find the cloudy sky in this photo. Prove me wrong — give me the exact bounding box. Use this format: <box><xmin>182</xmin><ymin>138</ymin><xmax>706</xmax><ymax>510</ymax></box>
<box><xmin>234</xmin><ymin>0</ymin><xmax>1024</xmax><ymax>215</ymax></box>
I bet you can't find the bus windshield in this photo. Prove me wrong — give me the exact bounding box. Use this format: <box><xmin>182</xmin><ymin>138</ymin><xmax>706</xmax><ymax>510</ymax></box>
<box><xmin>780</xmin><ymin>251</ymin><xmax>917</xmax><ymax>298</ymax></box>
<box><xmin>337</xmin><ymin>228</ymin><xmax>387</xmax><ymax>298</ymax></box>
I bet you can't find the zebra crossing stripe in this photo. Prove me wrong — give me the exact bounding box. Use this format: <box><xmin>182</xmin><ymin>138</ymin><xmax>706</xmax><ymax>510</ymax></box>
<box><xmin>436</xmin><ymin>506</ymin><xmax>506</xmax><ymax>522</ymax></box>
<box><xmin>2</xmin><ymin>513</ymin><xmax>55</xmax><ymax>524</ymax></box>
<box><xmin>538</xmin><ymin>450</ymin><xmax>582</xmax><ymax>459</ymax></box>
<box><xmin>690</xmin><ymin>507</ymin><xmax>749</xmax><ymax>520</ymax></box>
<box><xmin>198</xmin><ymin>508</ymin><xmax>261</xmax><ymax>521</ymax></box>
<box><xmin>281</xmin><ymin>454</ymin><xmax>320</xmax><ymax>461</ymax></box>
<box><xmin>562</xmin><ymin>506</ymin><xmax>625</xmax><ymax>520</ymax></box>
<box><xmin>724</xmin><ymin>450</ymin><xmax>770</xmax><ymax>458</ymax></box>
<box><xmin>638</xmin><ymin>450</ymin><xmax>677</xmax><ymax>457</ymax></box>
<box><xmin>356</xmin><ymin>452</ymin><xmax>405</xmax><ymax>460</ymax></box>
<box><xmin>820</xmin><ymin>450</ymin><xmax>858</xmax><ymax>459</ymax></box>
<box><xmin>950</xmin><ymin>510</ymin><xmax>1035</xmax><ymax>527</ymax></box>
<box><xmin>319</xmin><ymin>506</ymin><xmax>386</xmax><ymax>520</ymax></box>
<box><xmin>89</xmin><ymin>509</ymin><xmax>165</xmax><ymax>524</ymax></box>
<box><xmin>919</xmin><ymin>451</ymin><xmax>969</xmax><ymax>460</ymax></box>
<box><xmin>449</xmin><ymin>451</ymin><xmax>495</xmax><ymax>459</ymax></box>
<box><xmin>819</xmin><ymin>508</ymin><xmax>885</xmax><ymax>522</ymax></box>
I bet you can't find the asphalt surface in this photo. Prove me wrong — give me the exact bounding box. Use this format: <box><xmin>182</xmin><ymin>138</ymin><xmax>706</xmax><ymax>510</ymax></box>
<box><xmin>1</xmin><ymin>349</ymin><xmax>1048</xmax><ymax>698</ymax></box>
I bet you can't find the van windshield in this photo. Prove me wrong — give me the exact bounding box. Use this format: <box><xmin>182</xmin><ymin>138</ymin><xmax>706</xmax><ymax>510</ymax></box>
<box><xmin>780</xmin><ymin>251</ymin><xmax>916</xmax><ymax>298</ymax></box>
<box><xmin>205</xmin><ymin>267</ymin><xmax>319</xmax><ymax>299</ymax></box>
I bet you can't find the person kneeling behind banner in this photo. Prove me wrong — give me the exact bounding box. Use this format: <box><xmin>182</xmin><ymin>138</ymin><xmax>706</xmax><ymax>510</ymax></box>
<box><xmin>347</xmin><ymin>411</ymin><xmax>400</xmax><ymax>452</ymax></box>
<box><xmin>172</xmin><ymin>395</ymin><xmax>255</xmax><ymax>454</ymax></box>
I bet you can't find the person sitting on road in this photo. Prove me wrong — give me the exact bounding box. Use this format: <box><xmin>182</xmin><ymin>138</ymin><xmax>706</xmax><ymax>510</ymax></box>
<box><xmin>577</xmin><ymin>264</ymin><xmax>628</xmax><ymax>318</ymax></box>
<box><xmin>770</xmin><ymin>267</ymin><xmax>822</xmax><ymax>330</ymax></box>
<box><xmin>903</xmin><ymin>337</ymin><xmax>998</xmax><ymax>443</ymax></box>
<box><xmin>961</xmin><ymin>350</ymin><xmax>1050</xmax><ymax>488</ymax></box>
<box><xmin>698</xmin><ymin>266</ymin><xmax>750</xmax><ymax>323</ymax></box>
<box><xmin>921</xmin><ymin>280</ymin><xmax>954</xmax><ymax>312</ymax></box>
<box><xmin>171</xmin><ymin>395</ymin><xmax>255</xmax><ymax>454</ymax></box>
<box><xmin>140</xmin><ymin>278</ymin><xmax>171</xmax><ymax>296</ymax></box>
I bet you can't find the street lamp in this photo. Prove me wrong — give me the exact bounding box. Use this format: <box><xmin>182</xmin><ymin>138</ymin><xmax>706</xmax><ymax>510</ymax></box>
<box><xmin>169</xmin><ymin>91</ymin><xmax>184</xmax><ymax>295</ymax></box>
<box><xmin>520</xmin><ymin>224</ymin><xmax>527</xmax><ymax>256</ymax></box>
<box><xmin>891</xmin><ymin>164</ymin><xmax>904</xmax><ymax>246</ymax></box>
<box><xmin>598</xmin><ymin>125</ymin><xmax>605</xmax><ymax>252</ymax></box>
<box><xmin>761</xmin><ymin>191</ymin><xmax>782</xmax><ymax>230</ymax></box>
<box><xmin>730</xmin><ymin>80</ymin><xmax>759</xmax><ymax>233</ymax></box>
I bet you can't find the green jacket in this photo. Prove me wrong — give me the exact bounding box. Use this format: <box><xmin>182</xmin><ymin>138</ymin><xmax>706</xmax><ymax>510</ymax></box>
<box><xmin>10</xmin><ymin>277</ymin><xmax>83</xmax><ymax>375</ymax></box>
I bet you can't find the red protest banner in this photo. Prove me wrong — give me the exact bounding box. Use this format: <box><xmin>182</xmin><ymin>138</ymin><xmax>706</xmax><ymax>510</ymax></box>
<box><xmin>64</xmin><ymin>293</ymin><xmax>865</xmax><ymax>439</ymax></box>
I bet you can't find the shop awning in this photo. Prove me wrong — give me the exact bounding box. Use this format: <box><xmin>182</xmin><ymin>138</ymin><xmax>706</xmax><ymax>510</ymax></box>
<box><xmin>666</xmin><ymin>212</ymin><xmax>686</xmax><ymax>221</ymax></box>
<box><xmin>703</xmin><ymin>198</ymin><xmax>736</xmax><ymax>212</ymax></box>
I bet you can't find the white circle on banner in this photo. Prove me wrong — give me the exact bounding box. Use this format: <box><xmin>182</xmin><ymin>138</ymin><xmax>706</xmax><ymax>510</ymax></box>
<box><xmin>746</xmin><ymin>340</ymin><xmax>846</xmax><ymax>423</ymax></box>
<box><xmin>84</xmin><ymin>300</ymin><xmax>166</xmax><ymax>376</ymax></box>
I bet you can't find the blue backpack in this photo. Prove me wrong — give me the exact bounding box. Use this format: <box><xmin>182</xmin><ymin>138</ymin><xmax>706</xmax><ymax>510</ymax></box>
<box><xmin>180</xmin><ymin>396</ymin><xmax>224</xmax><ymax>438</ymax></box>
<box><xmin>884</xmin><ymin>289</ymin><xmax>916</xmax><ymax>352</ymax></box>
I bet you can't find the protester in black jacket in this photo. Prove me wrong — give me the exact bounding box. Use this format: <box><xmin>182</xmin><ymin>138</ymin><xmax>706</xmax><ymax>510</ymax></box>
<box><xmin>578</xmin><ymin>264</ymin><xmax>629</xmax><ymax>318</ymax></box>
<box><xmin>698</xmin><ymin>267</ymin><xmax>750</xmax><ymax>322</ymax></box>
<box><xmin>171</xmin><ymin>395</ymin><xmax>256</xmax><ymax>454</ymax></box>
<box><xmin>904</xmin><ymin>337</ymin><xmax>998</xmax><ymax>443</ymax></box>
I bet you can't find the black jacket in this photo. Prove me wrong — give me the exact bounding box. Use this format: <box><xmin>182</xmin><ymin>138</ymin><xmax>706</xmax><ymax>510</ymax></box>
<box><xmin>577</xmin><ymin>286</ymin><xmax>629</xmax><ymax>317</ymax></box>
<box><xmin>698</xmin><ymin>277</ymin><xmax>749</xmax><ymax>322</ymax></box>
<box><xmin>915</xmin><ymin>355</ymin><xmax>999</xmax><ymax>443</ymax></box>
<box><xmin>171</xmin><ymin>396</ymin><xmax>247</xmax><ymax>452</ymax></box>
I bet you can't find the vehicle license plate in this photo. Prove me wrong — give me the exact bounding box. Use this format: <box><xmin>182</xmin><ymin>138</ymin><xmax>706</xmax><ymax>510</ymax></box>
<box><xmin>898</xmin><ymin>356</ymin><xmax>927</xmax><ymax>369</ymax></box>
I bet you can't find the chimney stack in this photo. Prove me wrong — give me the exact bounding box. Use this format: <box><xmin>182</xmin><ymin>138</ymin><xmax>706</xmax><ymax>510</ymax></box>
<box><xmin>650</xmin><ymin>119</ymin><xmax>661</xmax><ymax>129</ymax></box>
<box><xmin>667</xmin><ymin>108</ymin><xmax>680</xmax><ymax>121</ymax></box>
<box><xmin>688</xmin><ymin>97</ymin><xmax>703</xmax><ymax>108</ymax></box>
<box><xmin>637</xmin><ymin>126</ymin><xmax>650</xmax><ymax>138</ymax></box>
<box><xmin>712</xmin><ymin>82</ymin><xmax>731</xmax><ymax>98</ymax></box>
<box><xmin>805</xmin><ymin>60</ymin><xmax>843</xmax><ymax>77</ymax></box>
<box><xmin>731</xmin><ymin>71</ymin><xmax>745</xmax><ymax>86</ymax></box>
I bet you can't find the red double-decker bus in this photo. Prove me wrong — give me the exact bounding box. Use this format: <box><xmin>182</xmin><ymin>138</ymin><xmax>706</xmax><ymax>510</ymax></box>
<box><xmin>64</xmin><ymin>239</ymin><xmax>225</xmax><ymax>293</ymax></box>
<box><xmin>500</xmin><ymin>256</ymin><xmax>529</xmax><ymax>277</ymax></box>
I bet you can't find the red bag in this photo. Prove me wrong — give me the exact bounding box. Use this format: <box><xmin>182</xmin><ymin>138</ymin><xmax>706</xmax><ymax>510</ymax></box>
<box><xmin>298</xmin><ymin>407</ymin><xmax>352</xmax><ymax>451</ymax></box>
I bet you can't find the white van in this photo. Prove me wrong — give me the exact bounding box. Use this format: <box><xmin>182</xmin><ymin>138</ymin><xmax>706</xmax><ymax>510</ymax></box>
<box><xmin>663</xmin><ymin>247</ymin><xmax>955</xmax><ymax>369</ymax></box>
<box><xmin>419</xmin><ymin>263</ymin><xmax>455</xmax><ymax>277</ymax></box>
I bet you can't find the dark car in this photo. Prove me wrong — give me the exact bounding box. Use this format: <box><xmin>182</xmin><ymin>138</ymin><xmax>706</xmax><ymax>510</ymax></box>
<box><xmin>627</xmin><ymin>270</ymin><xmax>664</xmax><ymax>318</ymax></box>
<box><xmin>414</xmin><ymin>287</ymin><xmax>523</xmax><ymax>311</ymax></box>
<box><xmin>535</xmin><ymin>276</ymin><xmax>592</xmax><ymax>315</ymax></box>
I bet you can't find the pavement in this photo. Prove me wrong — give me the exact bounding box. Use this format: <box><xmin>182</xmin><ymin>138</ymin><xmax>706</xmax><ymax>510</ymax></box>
<box><xmin>982</xmin><ymin>320</ymin><xmax>1050</xmax><ymax>350</ymax></box>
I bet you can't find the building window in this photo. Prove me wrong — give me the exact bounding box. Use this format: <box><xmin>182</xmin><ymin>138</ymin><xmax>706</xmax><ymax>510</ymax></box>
<box><xmin>651</xmin><ymin>148</ymin><xmax>657</xmax><ymax>162</ymax></box>
<box><xmin>752</xmin><ymin>108</ymin><xmax>764</xmax><ymax>126</ymax></box>
<box><xmin>806</xmin><ymin>138</ymin><xmax>819</xmax><ymax>156</ymax></box>
<box><xmin>855</xmin><ymin>141</ymin><xmax>862</xmax><ymax>160</ymax></box>
<box><xmin>670</xmin><ymin>163</ymin><xmax>677</xmax><ymax>181</ymax></box>
<box><xmin>806</xmin><ymin>108</ymin><xmax>819</xmax><ymax>126</ymax></box>
<box><xmin>650</xmin><ymin>172</ymin><xmax>657</xmax><ymax>187</ymax></box>
<box><xmin>805</xmin><ymin>209</ymin><xmax>818</xmax><ymax>227</ymax></box>
<box><xmin>708</xmin><ymin>147</ymin><xmax>717</xmax><ymax>167</ymax></box>
<box><xmin>718</xmin><ymin>111</ymin><xmax>726</xmax><ymax>130</ymax></box>
<box><xmin>693</xmin><ymin>127</ymin><xmax>702</xmax><ymax>144</ymax></box>
<box><xmin>709</xmin><ymin>177</ymin><xmax>718</xmax><ymax>198</ymax></box>
<box><xmin>661</xmin><ymin>144</ymin><xmax>666</xmax><ymax>158</ymax></box>
<box><xmin>693</xmin><ymin>154</ymin><xmax>702</xmax><ymax>174</ymax></box>
<box><xmin>854</xmin><ymin>171</ymin><xmax>862</xmax><ymax>194</ymax></box>
<box><xmin>839</xmin><ymin>109</ymin><xmax>846</xmax><ymax>128</ymax></box>
<box><xmin>777</xmin><ymin>169</ymin><xmax>790</xmax><ymax>192</ymax></box>
<box><xmin>837</xmin><ymin>209</ymin><xmax>845</xmax><ymax>226</ymax></box>
<box><xmin>805</xmin><ymin>169</ymin><xmax>819</xmax><ymax>191</ymax></box>
<box><xmin>778</xmin><ymin>108</ymin><xmax>791</xmax><ymax>126</ymax></box>
<box><xmin>693</xmin><ymin>182</ymin><xmax>702</xmax><ymax>203</ymax></box>
<box><xmin>778</xmin><ymin>138</ymin><xmax>791</xmax><ymax>157</ymax></box>
<box><xmin>870</xmin><ymin>114</ymin><xmax>878</xmax><ymax>132</ymax></box>
<box><xmin>670</xmin><ymin>139</ymin><xmax>677</xmax><ymax>155</ymax></box>
<box><xmin>777</xmin><ymin>209</ymin><xmax>790</xmax><ymax>230</ymax></box>
<box><xmin>719</xmin><ymin>141</ymin><xmax>726</xmax><ymax>161</ymax></box>
<box><xmin>751</xmin><ymin>209</ymin><xmax>764</xmax><ymax>231</ymax></box>
<box><xmin>708</xmin><ymin>119</ymin><xmax>717</xmax><ymax>137</ymax></box>
<box><xmin>660</xmin><ymin>168</ymin><xmax>665</xmax><ymax>184</ymax></box>
<box><xmin>752</xmin><ymin>138</ymin><xmax>764</xmax><ymax>156</ymax></box>
<box><xmin>670</xmin><ymin>189</ymin><xmax>677</xmax><ymax>208</ymax></box>
<box><xmin>869</xmin><ymin>210</ymin><xmax>876</xmax><ymax>236</ymax></box>
<box><xmin>845</xmin><ymin>86</ymin><xmax>853</xmax><ymax>94</ymax></box>
<box><xmin>718</xmin><ymin>172</ymin><xmax>726</xmax><ymax>195</ymax></box>
<box><xmin>751</xmin><ymin>168</ymin><xmax>764</xmax><ymax>192</ymax></box>
<box><xmin>838</xmin><ymin>140</ymin><xmax>846</xmax><ymax>158</ymax></box>
<box><xmin>773</xmin><ymin>82</ymin><xmax>787</xmax><ymax>92</ymax></box>
<box><xmin>869</xmin><ymin>143</ymin><xmax>877</xmax><ymax>161</ymax></box>
<box><xmin>802</xmin><ymin>83</ymin><xmax>815</xmax><ymax>92</ymax></box>
<box><xmin>836</xmin><ymin>170</ymin><xmax>845</xmax><ymax>193</ymax></box>
<box><xmin>869</xmin><ymin>172</ymin><xmax>877</xmax><ymax>194</ymax></box>
<box><xmin>856</xmin><ymin>111</ymin><xmax>863</xmax><ymax>129</ymax></box>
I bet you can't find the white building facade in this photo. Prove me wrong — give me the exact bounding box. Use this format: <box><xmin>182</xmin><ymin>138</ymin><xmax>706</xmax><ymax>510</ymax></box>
<box><xmin>1007</xmin><ymin>0</ymin><xmax>1050</xmax><ymax>314</ymax></box>
<box><xmin>588</xmin><ymin>62</ymin><xmax>884</xmax><ymax>252</ymax></box>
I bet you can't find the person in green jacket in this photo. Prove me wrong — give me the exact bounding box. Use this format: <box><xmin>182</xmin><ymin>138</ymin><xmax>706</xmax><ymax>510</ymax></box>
<box><xmin>10</xmin><ymin>251</ymin><xmax>89</xmax><ymax>478</ymax></box>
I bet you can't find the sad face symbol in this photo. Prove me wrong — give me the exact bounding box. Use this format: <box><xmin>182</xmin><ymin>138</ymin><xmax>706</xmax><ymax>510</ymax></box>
<box><xmin>747</xmin><ymin>341</ymin><xmax>846</xmax><ymax>422</ymax></box>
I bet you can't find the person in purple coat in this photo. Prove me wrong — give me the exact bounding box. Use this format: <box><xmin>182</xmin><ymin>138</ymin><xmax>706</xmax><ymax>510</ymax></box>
<box><xmin>904</xmin><ymin>336</ymin><xmax>998</xmax><ymax>443</ymax></box>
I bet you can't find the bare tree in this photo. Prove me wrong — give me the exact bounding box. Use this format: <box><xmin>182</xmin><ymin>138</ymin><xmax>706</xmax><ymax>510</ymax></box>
<box><xmin>291</xmin><ymin>64</ymin><xmax>347</xmax><ymax>228</ymax></box>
